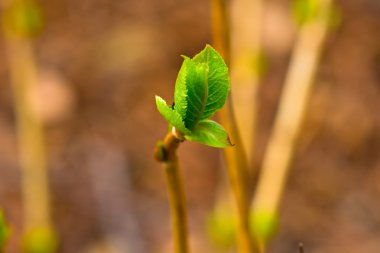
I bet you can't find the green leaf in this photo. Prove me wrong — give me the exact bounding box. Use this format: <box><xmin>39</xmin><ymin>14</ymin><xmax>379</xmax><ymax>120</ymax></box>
<box><xmin>181</xmin><ymin>58</ymin><xmax>209</xmax><ymax>129</ymax></box>
<box><xmin>174</xmin><ymin>57</ymin><xmax>188</xmax><ymax>121</ymax></box>
<box><xmin>192</xmin><ymin>45</ymin><xmax>230</xmax><ymax>120</ymax></box>
<box><xmin>173</xmin><ymin>45</ymin><xmax>229</xmax><ymax>130</ymax></box>
<box><xmin>155</xmin><ymin>96</ymin><xmax>190</xmax><ymax>135</ymax></box>
<box><xmin>156</xmin><ymin>45</ymin><xmax>231</xmax><ymax>148</ymax></box>
<box><xmin>185</xmin><ymin>119</ymin><xmax>232</xmax><ymax>148</ymax></box>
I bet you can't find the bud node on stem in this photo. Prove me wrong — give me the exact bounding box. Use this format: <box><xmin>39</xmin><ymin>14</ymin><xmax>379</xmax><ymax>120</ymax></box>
<box><xmin>172</xmin><ymin>127</ymin><xmax>185</xmax><ymax>141</ymax></box>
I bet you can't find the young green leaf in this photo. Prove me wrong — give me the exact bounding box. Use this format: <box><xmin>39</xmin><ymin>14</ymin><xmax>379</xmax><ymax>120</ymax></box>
<box><xmin>155</xmin><ymin>96</ymin><xmax>190</xmax><ymax>135</ymax></box>
<box><xmin>192</xmin><ymin>45</ymin><xmax>230</xmax><ymax>120</ymax></box>
<box><xmin>181</xmin><ymin>58</ymin><xmax>209</xmax><ymax>129</ymax></box>
<box><xmin>173</xmin><ymin>45</ymin><xmax>229</xmax><ymax>130</ymax></box>
<box><xmin>156</xmin><ymin>45</ymin><xmax>231</xmax><ymax>146</ymax></box>
<box><xmin>185</xmin><ymin>119</ymin><xmax>232</xmax><ymax>148</ymax></box>
<box><xmin>174</xmin><ymin>57</ymin><xmax>188</xmax><ymax>121</ymax></box>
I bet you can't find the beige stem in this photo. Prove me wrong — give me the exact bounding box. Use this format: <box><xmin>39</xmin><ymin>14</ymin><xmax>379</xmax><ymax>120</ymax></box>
<box><xmin>252</xmin><ymin>0</ymin><xmax>333</xmax><ymax>243</ymax></box>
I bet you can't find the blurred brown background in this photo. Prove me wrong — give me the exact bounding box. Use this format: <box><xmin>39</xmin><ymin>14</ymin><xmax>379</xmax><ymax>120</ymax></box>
<box><xmin>0</xmin><ymin>0</ymin><xmax>380</xmax><ymax>252</ymax></box>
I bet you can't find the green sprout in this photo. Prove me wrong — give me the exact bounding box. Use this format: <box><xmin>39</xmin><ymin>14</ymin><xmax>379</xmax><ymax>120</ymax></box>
<box><xmin>154</xmin><ymin>45</ymin><xmax>232</xmax><ymax>253</ymax></box>
<box><xmin>292</xmin><ymin>0</ymin><xmax>341</xmax><ymax>29</ymax></box>
<box><xmin>250</xmin><ymin>210</ymin><xmax>278</xmax><ymax>243</ymax></box>
<box><xmin>22</xmin><ymin>227</ymin><xmax>57</xmax><ymax>253</ymax></box>
<box><xmin>155</xmin><ymin>44</ymin><xmax>232</xmax><ymax>148</ymax></box>
<box><xmin>206</xmin><ymin>208</ymin><xmax>236</xmax><ymax>249</ymax></box>
<box><xmin>292</xmin><ymin>0</ymin><xmax>320</xmax><ymax>25</ymax></box>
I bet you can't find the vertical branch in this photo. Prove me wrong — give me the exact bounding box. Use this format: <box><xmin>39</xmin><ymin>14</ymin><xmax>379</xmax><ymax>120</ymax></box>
<box><xmin>154</xmin><ymin>131</ymin><xmax>189</xmax><ymax>253</ymax></box>
<box><xmin>251</xmin><ymin>0</ymin><xmax>334</xmax><ymax>246</ymax></box>
<box><xmin>211</xmin><ymin>0</ymin><xmax>230</xmax><ymax>64</ymax></box>
<box><xmin>5</xmin><ymin>38</ymin><xmax>51</xmax><ymax>232</ymax></box>
<box><xmin>230</xmin><ymin>0</ymin><xmax>263</xmax><ymax>173</ymax></box>
<box><xmin>211</xmin><ymin>0</ymin><xmax>254</xmax><ymax>252</ymax></box>
<box><xmin>1</xmin><ymin>1</ymin><xmax>57</xmax><ymax>252</ymax></box>
<box><xmin>3</xmin><ymin>10</ymin><xmax>51</xmax><ymax>230</ymax></box>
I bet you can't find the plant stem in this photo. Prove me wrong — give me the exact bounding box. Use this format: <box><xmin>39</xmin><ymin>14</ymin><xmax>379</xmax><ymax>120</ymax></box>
<box><xmin>251</xmin><ymin>0</ymin><xmax>333</xmax><ymax>245</ymax></box>
<box><xmin>154</xmin><ymin>130</ymin><xmax>189</xmax><ymax>253</ymax></box>
<box><xmin>230</xmin><ymin>0</ymin><xmax>262</xmax><ymax>172</ymax></box>
<box><xmin>1</xmin><ymin>2</ymin><xmax>52</xmax><ymax>233</ymax></box>
<box><xmin>220</xmin><ymin>105</ymin><xmax>253</xmax><ymax>253</ymax></box>
<box><xmin>211</xmin><ymin>0</ymin><xmax>255</xmax><ymax>252</ymax></box>
<box><xmin>211</xmin><ymin>0</ymin><xmax>230</xmax><ymax>65</ymax></box>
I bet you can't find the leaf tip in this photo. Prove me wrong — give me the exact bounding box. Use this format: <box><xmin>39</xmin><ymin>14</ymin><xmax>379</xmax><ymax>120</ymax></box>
<box><xmin>180</xmin><ymin>55</ymin><xmax>191</xmax><ymax>61</ymax></box>
<box><xmin>204</xmin><ymin>43</ymin><xmax>214</xmax><ymax>50</ymax></box>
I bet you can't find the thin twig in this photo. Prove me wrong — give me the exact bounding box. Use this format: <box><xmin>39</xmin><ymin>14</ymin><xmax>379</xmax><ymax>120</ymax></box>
<box><xmin>1</xmin><ymin>0</ymin><xmax>52</xmax><ymax>233</ymax></box>
<box><xmin>230</xmin><ymin>0</ymin><xmax>263</xmax><ymax>174</ymax></box>
<box><xmin>154</xmin><ymin>130</ymin><xmax>189</xmax><ymax>253</ymax></box>
<box><xmin>211</xmin><ymin>0</ymin><xmax>254</xmax><ymax>252</ymax></box>
<box><xmin>251</xmin><ymin>0</ymin><xmax>334</xmax><ymax>247</ymax></box>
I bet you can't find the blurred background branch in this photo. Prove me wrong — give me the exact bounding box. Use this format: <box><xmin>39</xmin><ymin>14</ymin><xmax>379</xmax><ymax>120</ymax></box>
<box><xmin>1</xmin><ymin>0</ymin><xmax>56</xmax><ymax>252</ymax></box>
<box><xmin>251</xmin><ymin>0</ymin><xmax>334</xmax><ymax>249</ymax></box>
<box><xmin>211</xmin><ymin>0</ymin><xmax>254</xmax><ymax>252</ymax></box>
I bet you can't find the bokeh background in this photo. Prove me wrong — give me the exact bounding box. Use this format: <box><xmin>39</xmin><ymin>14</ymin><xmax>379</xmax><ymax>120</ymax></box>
<box><xmin>0</xmin><ymin>0</ymin><xmax>380</xmax><ymax>252</ymax></box>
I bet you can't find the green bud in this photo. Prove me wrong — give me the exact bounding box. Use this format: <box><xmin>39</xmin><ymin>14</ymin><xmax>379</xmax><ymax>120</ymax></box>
<box><xmin>206</xmin><ymin>209</ymin><xmax>236</xmax><ymax>249</ymax></box>
<box><xmin>22</xmin><ymin>227</ymin><xmax>57</xmax><ymax>253</ymax></box>
<box><xmin>2</xmin><ymin>0</ymin><xmax>44</xmax><ymax>38</ymax></box>
<box><xmin>250</xmin><ymin>210</ymin><xmax>278</xmax><ymax>242</ymax></box>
